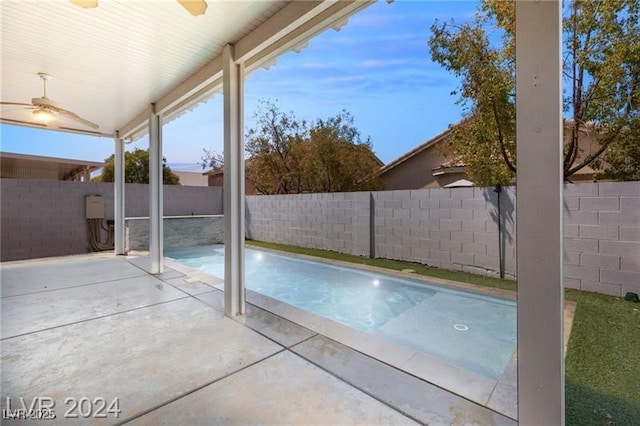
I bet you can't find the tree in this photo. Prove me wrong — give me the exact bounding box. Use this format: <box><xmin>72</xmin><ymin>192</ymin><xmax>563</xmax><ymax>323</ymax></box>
<box><xmin>101</xmin><ymin>148</ymin><xmax>180</xmax><ymax>185</ymax></box>
<box><xmin>303</xmin><ymin>111</ymin><xmax>383</xmax><ymax>192</ymax></box>
<box><xmin>244</xmin><ymin>100</ymin><xmax>309</xmax><ymax>194</ymax></box>
<box><xmin>200</xmin><ymin>148</ymin><xmax>223</xmax><ymax>171</ymax></box>
<box><xmin>202</xmin><ymin>100</ymin><xmax>383</xmax><ymax>194</ymax></box>
<box><xmin>429</xmin><ymin>0</ymin><xmax>640</xmax><ymax>186</ymax></box>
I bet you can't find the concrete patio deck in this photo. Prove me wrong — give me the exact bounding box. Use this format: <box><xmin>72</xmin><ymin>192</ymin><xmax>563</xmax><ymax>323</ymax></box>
<box><xmin>1</xmin><ymin>253</ymin><xmax>515</xmax><ymax>425</ymax></box>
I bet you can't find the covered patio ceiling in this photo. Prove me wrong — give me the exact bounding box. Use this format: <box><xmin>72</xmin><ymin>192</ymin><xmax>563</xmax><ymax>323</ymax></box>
<box><xmin>0</xmin><ymin>0</ymin><xmax>373</xmax><ymax>138</ymax></box>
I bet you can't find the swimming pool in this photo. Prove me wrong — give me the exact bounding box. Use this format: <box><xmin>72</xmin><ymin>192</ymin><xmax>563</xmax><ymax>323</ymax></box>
<box><xmin>165</xmin><ymin>245</ymin><xmax>516</xmax><ymax>380</ymax></box>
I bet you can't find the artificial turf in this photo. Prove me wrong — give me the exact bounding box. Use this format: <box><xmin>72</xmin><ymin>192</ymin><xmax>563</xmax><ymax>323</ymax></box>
<box><xmin>246</xmin><ymin>239</ymin><xmax>640</xmax><ymax>425</ymax></box>
<box><xmin>564</xmin><ymin>289</ymin><xmax>640</xmax><ymax>425</ymax></box>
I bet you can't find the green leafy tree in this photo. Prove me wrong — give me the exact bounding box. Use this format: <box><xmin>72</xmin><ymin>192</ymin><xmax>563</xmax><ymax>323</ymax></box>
<box><xmin>244</xmin><ymin>100</ymin><xmax>309</xmax><ymax>194</ymax></box>
<box><xmin>429</xmin><ymin>0</ymin><xmax>639</xmax><ymax>185</ymax></box>
<box><xmin>303</xmin><ymin>111</ymin><xmax>383</xmax><ymax>192</ymax></box>
<box><xmin>203</xmin><ymin>100</ymin><xmax>383</xmax><ymax>194</ymax></box>
<box><xmin>101</xmin><ymin>148</ymin><xmax>180</xmax><ymax>185</ymax></box>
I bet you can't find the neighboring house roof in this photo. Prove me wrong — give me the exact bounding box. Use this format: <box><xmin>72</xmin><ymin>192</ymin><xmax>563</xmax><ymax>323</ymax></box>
<box><xmin>437</xmin><ymin>156</ymin><xmax>466</xmax><ymax>169</ymax></box>
<box><xmin>443</xmin><ymin>179</ymin><xmax>474</xmax><ymax>188</ymax></box>
<box><xmin>203</xmin><ymin>168</ymin><xmax>223</xmax><ymax>177</ymax></box>
<box><xmin>203</xmin><ymin>158</ymin><xmax>257</xmax><ymax>177</ymax></box>
<box><xmin>380</xmin><ymin>118</ymin><xmax>603</xmax><ymax>187</ymax></box>
<box><xmin>377</xmin><ymin>126</ymin><xmax>453</xmax><ymax>177</ymax></box>
<box><xmin>173</xmin><ymin>170</ymin><xmax>208</xmax><ymax>186</ymax></box>
<box><xmin>366</xmin><ymin>150</ymin><xmax>385</xmax><ymax>168</ymax></box>
<box><xmin>432</xmin><ymin>156</ymin><xmax>467</xmax><ymax>176</ymax></box>
<box><xmin>0</xmin><ymin>151</ymin><xmax>103</xmax><ymax>181</ymax></box>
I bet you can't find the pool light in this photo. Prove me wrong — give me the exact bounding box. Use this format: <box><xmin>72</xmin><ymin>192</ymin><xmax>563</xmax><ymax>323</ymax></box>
<box><xmin>372</xmin><ymin>279</ymin><xmax>380</xmax><ymax>287</ymax></box>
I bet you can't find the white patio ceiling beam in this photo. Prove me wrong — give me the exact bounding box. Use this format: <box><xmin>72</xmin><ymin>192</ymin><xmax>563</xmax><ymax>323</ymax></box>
<box><xmin>233</xmin><ymin>1</ymin><xmax>329</xmax><ymax>62</ymax></box>
<box><xmin>155</xmin><ymin>56</ymin><xmax>223</xmax><ymax>124</ymax></box>
<box><xmin>0</xmin><ymin>118</ymin><xmax>112</xmax><ymax>138</ymax></box>
<box><xmin>243</xmin><ymin>0</ymin><xmax>373</xmax><ymax>75</ymax></box>
<box><xmin>117</xmin><ymin>1</ymin><xmax>374</xmax><ymax>141</ymax></box>
<box><xmin>118</xmin><ymin>109</ymin><xmax>153</xmax><ymax>143</ymax></box>
<box><xmin>516</xmin><ymin>0</ymin><xmax>564</xmax><ymax>424</ymax></box>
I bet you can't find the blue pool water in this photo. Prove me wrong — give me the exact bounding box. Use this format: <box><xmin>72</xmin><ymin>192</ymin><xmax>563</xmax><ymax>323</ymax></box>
<box><xmin>166</xmin><ymin>245</ymin><xmax>516</xmax><ymax>380</ymax></box>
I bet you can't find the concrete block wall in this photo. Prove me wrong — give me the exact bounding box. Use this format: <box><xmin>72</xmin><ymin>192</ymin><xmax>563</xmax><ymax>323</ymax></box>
<box><xmin>126</xmin><ymin>215</ymin><xmax>224</xmax><ymax>251</ymax></box>
<box><xmin>372</xmin><ymin>187</ymin><xmax>517</xmax><ymax>278</ymax></box>
<box><xmin>245</xmin><ymin>188</ymin><xmax>516</xmax><ymax>277</ymax></box>
<box><xmin>245</xmin><ymin>182</ymin><xmax>639</xmax><ymax>297</ymax></box>
<box><xmin>0</xmin><ymin>179</ymin><xmax>114</xmax><ymax>261</ymax></box>
<box><xmin>245</xmin><ymin>192</ymin><xmax>371</xmax><ymax>256</ymax></box>
<box><xmin>3</xmin><ymin>178</ymin><xmax>637</xmax><ymax>296</ymax></box>
<box><xmin>124</xmin><ymin>184</ymin><xmax>222</xmax><ymax>217</ymax></box>
<box><xmin>0</xmin><ymin>179</ymin><xmax>223</xmax><ymax>261</ymax></box>
<box><xmin>563</xmin><ymin>182</ymin><xmax>640</xmax><ymax>296</ymax></box>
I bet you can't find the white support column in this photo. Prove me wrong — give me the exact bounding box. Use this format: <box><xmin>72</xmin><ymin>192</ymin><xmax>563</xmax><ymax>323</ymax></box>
<box><xmin>516</xmin><ymin>1</ymin><xmax>564</xmax><ymax>425</ymax></box>
<box><xmin>149</xmin><ymin>104</ymin><xmax>164</xmax><ymax>274</ymax></box>
<box><xmin>114</xmin><ymin>132</ymin><xmax>126</xmax><ymax>255</ymax></box>
<box><xmin>222</xmin><ymin>44</ymin><xmax>246</xmax><ymax>317</ymax></box>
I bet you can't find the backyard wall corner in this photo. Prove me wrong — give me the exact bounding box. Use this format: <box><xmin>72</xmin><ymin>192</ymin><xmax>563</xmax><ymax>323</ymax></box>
<box><xmin>0</xmin><ymin>179</ymin><xmax>223</xmax><ymax>261</ymax></box>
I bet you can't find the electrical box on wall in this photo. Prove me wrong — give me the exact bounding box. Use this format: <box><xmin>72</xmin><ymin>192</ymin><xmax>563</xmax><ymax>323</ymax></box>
<box><xmin>85</xmin><ymin>196</ymin><xmax>105</xmax><ymax>219</ymax></box>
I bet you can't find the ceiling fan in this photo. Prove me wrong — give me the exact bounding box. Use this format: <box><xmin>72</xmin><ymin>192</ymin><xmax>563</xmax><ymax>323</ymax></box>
<box><xmin>0</xmin><ymin>73</ymin><xmax>99</xmax><ymax>130</ymax></box>
<box><xmin>70</xmin><ymin>0</ymin><xmax>208</xmax><ymax>16</ymax></box>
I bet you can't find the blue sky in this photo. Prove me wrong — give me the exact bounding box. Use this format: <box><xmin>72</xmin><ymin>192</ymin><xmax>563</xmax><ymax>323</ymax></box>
<box><xmin>0</xmin><ymin>0</ymin><xmax>477</xmax><ymax>171</ymax></box>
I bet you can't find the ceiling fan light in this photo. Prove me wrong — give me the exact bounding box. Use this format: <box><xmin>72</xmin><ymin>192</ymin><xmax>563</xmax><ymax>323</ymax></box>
<box><xmin>177</xmin><ymin>0</ymin><xmax>208</xmax><ymax>16</ymax></box>
<box><xmin>33</xmin><ymin>108</ymin><xmax>55</xmax><ymax>123</ymax></box>
<box><xmin>70</xmin><ymin>0</ymin><xmax>98</xmax><ymax>8</ymax></box>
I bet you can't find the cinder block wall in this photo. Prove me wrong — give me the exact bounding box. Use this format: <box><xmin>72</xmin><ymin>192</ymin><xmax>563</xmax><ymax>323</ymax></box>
<box><xmin>3</xmin><ymin>179</ymin><xmax>637</xmax><ymax>296</ymax></box>
<box><xmin>371</xmin><ymin>187</ymin><xmax>517</xmax><ymax>278</ymax></box>
<box><xmin>564</xmin><ymin>182</ymin><xmax>640</xmax><ymax>296</ymax></box>
<box><xmin>0</xmin><ymin>179</ymin><xmax>223</xmax><ymax>261</ymax></box>
<box><xmin>125</xmin><ymin>184</ymin><xmax>221</xmax><ymax>217</ymax></box>
<box><xmin>1</xmin><ymin>179</ymin><xmax>114</xmax><ymax>261</ymax></box>
<box><xmin>246</xmin><ymin>182</ymin><xmax>639</xmax><ymax>297</ymax></box>
<box><xmin>245</xmin><ymin>192</ymin><xmax>371</xmax><ymax>256</ymax></box>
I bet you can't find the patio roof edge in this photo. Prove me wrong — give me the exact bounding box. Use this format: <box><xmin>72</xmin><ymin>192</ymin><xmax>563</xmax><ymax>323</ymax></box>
<box><xmin>116</xmin><ymin>0</ymin><xmax>375</xmax><ymax>142</ymax></box>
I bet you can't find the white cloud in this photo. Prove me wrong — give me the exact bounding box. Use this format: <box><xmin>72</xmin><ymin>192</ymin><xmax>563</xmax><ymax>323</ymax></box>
<box><xmin>358</xmin><ymin>58</ymin><xmax>412</xmax><ymax>69</ymax></box>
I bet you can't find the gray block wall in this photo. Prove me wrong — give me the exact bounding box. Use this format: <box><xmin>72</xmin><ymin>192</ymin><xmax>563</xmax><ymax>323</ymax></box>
<box><xmin>246</xmin><ymin>182</ymin><xmax>639</xmax><ymax>297</ymax></box>
<box><xmin>563</xmin><ymin>182</ymin><xmax>640</xmax><ymax>297</ymax></box>
<box><xmin>245</xmin><ymin>192</ymin><xmax>371</xmax><ymax>256</ymax></box>
<box><xmin>371</xmin><ymin>187</ymin><xmax>517</xmax><ymax>278</ymax></box>
<box><xmin>2</xmin><ymin>178</ymin><xmax>637</xmax><ymax>297</ymax></box>
<box><xmin>0</xmin><ymin>179</ymin><xmax>223</xmax><ymax>261</ymax></box>
<box><xmin>1</xmin><ymin>179</ymin><xmax>115</xmax><ymax>261</ymax></box>
<box><xmin>125</xmin><ymin>183</ymin><xmax>222</xmax><ymax>217</ymax></box>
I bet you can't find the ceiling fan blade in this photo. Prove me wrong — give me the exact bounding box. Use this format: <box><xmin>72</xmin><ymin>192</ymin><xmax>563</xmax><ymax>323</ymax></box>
<box><xmin>177</xmin><ymin>0</ymin><xmax>207</xmax><ymax>16</ymax></box>
<box><xmin>1</xmin><ymin>106</ymin><xmax>36</xmax><ymax>114</ymax></box>
<box><xmin>70</xmin><ymin>0</ymin><xmax>98</xmax><ymax>8</ymax></box>
<box><xmin>0</xmin><ymin>101</ymin><xmax>34</xmax><ymax>107</ymax></box>
<box><xmin>53</xmin><ymin>106</ymin><xmax>99</xmax><ymax>129</ymax></box>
